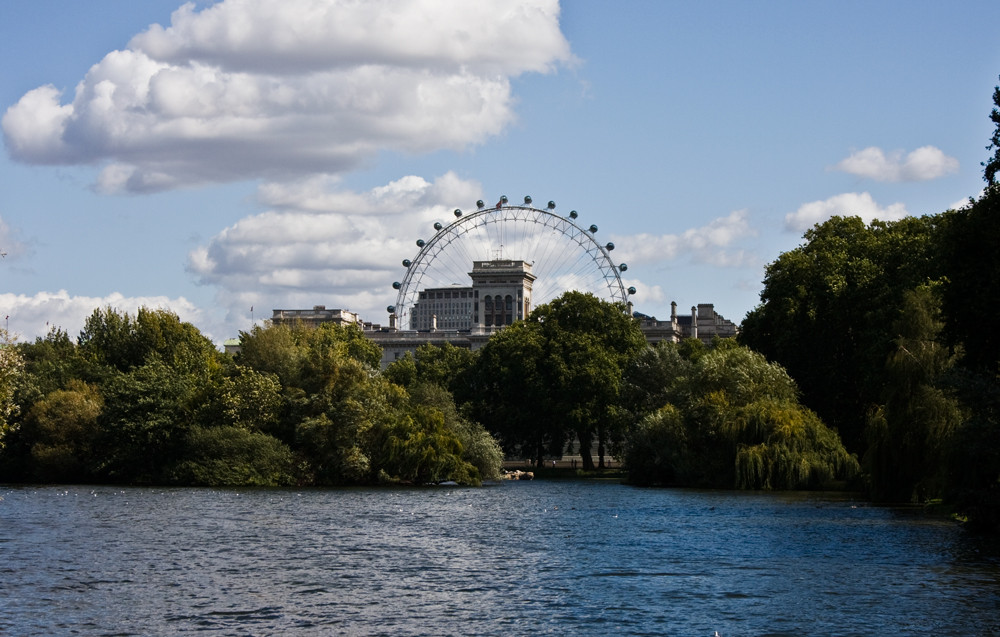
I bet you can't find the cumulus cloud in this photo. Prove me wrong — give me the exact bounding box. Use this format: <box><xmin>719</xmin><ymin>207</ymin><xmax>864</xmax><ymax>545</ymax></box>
<box><xmin>833</xmin><ymin>146</ymin><xmax>958</xmax><ymax>182</ymax></box>
<box><xmin>784</xmin><ymin>192</ymin><xmax>908</xmax><ymax>233</ymax></box>
<box><xmin>612</xmin><ymin>209</ymin><xmax>759</xmax><ymax>268</ymax></box>
<box><xmin>2</xmin><ymin>0</ymin><xmax>572</xmax><ymax>193</ymax></box>
<box><xmin>188</xmin><ymin>172</ymin><xmax>483</xmax><ymax>326</ymax></box>
<box><xmin>0</xmin><ymin>290</ymin><xmax>211</xmax><ymax>343</ymax></box>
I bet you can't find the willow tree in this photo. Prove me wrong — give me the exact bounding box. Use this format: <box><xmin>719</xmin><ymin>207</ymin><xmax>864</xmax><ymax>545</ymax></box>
<box><xmin>864</xmin><ymin>285</ymin><xmax>962</xmax><ymax>502</ymax></box>
<box><xmin>624</xmin><ymin>340</ymin><xmax>858</xmax><ymax>489</ymax></box>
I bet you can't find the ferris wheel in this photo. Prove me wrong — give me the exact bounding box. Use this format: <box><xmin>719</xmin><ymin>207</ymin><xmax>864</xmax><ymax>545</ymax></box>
<box><xmin>388</xmin><ymin>195</ymin><xmax>635</xmax><ymax>329</ymax></box>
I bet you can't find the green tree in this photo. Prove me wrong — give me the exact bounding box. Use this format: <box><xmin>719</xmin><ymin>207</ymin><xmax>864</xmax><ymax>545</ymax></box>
<box><xmin>939</xmin><ymin>186</ymin><xmax>1000</xmax><ymax>373</ymax></box>
<box><xmin>24</xmin><ymin>380</ymin><xmax>103</xmax><ymax>482</ymax></box>
<box><xmin>740</xmin><ymin>215</ymin><xmax>943</xmax><ymax>453</ymax></box>
<box><xmin>983</xmin><ymin>74</ymin><xmax>1000</xmax><ymax>186</ymax></box>
<box><xmin>467</xmin><ymin>292</ymin><xmax>645</xmax><ymax>469</ymax></box>
<box><xmin>466</xmin><ymin>320</ymin><xmax>557</xmax><ymax>465</ymax></box>
<box><xmin>0</xmin><ymin>327</ymin><xmax>25</xmax><ymax>451</ymax></box>
<box><xmin>408</xmin><ymin>382</ymin><xmax>503</xmax><ymax>482</ymax></box>
<box><xmin>78</xmin><ymin>307</ymin><xmax>219</xmax><ymax>375</ymax></box>
<box><xmin>168</xmin><ymin>426</ymin><xmax>296</xmax><ymax>487</ymax></box>
<box><xmin>863</xmin><ymin>285</ymin><xmax>963</xmax><ymax>502</ymax></box>
<box><xmin>94</xmin><ymin>360</ymin><xmax>201</xmax><ymax>482</ymax></box>
<box><xmin>623</xmin><ymin>340</ymin><xmax>858</xmax><ymax>489</ymax></box>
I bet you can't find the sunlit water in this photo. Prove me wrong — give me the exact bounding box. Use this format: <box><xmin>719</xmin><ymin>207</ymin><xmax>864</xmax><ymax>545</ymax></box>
<box><xmin>2</xmin><ymin>481</ymin><xmax>999</xmax><ymax>636</ymax></box>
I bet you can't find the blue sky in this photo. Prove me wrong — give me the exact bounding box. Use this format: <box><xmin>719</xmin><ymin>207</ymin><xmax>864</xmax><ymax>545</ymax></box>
<box><xmin>2</xmin><ymin>0</ymin><xmax>998</xmax><ymax>344</ymax></box>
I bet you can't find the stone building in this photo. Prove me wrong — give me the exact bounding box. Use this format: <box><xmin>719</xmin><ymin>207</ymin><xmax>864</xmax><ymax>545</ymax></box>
<box><xmin>635</xmin><ymin>302</ymin><xmax>738</xmax><ymax>345</ymax></box>
<box><xmin>408</xmin><ymin>260</ymin><xmax>535</xmax><ymax>331</ymax></box>
<box><xmin>271</xmin><ymin>306</ymin><xmax>361</xmax><ymax>329</ymax></box>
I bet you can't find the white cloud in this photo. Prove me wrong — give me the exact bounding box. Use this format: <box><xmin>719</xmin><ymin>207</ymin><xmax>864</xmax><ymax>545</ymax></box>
<box><xmin>612</xmin><ymin>209</ymin><xmax>759</xmax><ymax>268</ymax></box>
<box><xmin>833</xmin><ymin>146</ymin><xmax>958</xmax><ymax>182</ymax></box>
<box><xmin>0</xmin><ymin>290</ymin><xmax>212</xmax><ymax>343</ymax></box>
<box><xmin>188</xmin><ymin>172</ymin><xmax>483</xmax><ymax>329</ymax></box>
<box><xmin>2</xmin><ymin>0</ymin><xmax>572</xmax><ymax>193</ymax></box>
<box><xmin>784</xmin><ymin>192</ymin><xmax>908</xmax><ymax>232</ymax></box>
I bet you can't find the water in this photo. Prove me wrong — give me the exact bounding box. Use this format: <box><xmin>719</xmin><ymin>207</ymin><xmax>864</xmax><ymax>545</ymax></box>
<box><xmin>2</xmin><ymin>481</ymin><xmax>999</xmax><ymax>636</ymax></box>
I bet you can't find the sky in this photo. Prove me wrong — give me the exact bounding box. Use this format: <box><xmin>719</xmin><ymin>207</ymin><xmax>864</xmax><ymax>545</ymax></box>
<box><xmin>2</xmin><ymin>0</ymin><xmax>998</xmax><ymax>345</ymax></box>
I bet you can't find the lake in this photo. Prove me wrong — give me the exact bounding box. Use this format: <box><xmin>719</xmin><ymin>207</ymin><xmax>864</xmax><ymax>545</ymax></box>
<box><xmin>2</xmin><ymin>480</ymin><xmax>999</xmax><ymax>636</ymax></box>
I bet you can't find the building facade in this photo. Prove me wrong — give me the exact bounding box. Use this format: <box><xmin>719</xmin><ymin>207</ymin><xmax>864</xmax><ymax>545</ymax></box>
<box><xmin>408</xmin><ymin>260</ymin><xmax>535</xmax><ymax>331</ymax></box>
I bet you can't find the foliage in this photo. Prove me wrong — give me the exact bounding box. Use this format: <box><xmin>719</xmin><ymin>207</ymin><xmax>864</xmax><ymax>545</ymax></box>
<box><xmin>24</xmin><ymin>380</ymin><xmax>103</xmax><ymax>482</ymax></box>
<box><xmin>369</xmin><ymin>404</ymin><xmax>478</xmax><ymax>485</ymax></box>
<box><xmin>622</xmin><ymin>340</ymin><xmax>858</xmax><ymax>489</ymax></box>
<box><xmin>983</xmin><ymin>75</ymin><xmax>1000</xmax><ymax>186</ymax></box>
<box><xmin>78</xmin><ymin>307</ymin><xmax>219</xmax><ymax>375</ymax></box>
<box><xmin>945</xmin><ymin>370</ymin><xmax>1000</xmax><ymax>532</ymax></box>
<box><xmin>408</xmin><ymin>382</ymin><xmax>503</xmax><ymax>482</ymax></box>
<box><xmin>465</xmin><ymin>320</ymin><xmax>557</xmax><ymax>463</ymax></box>
<box><xmin>238</xmin><ymin>321</ymin><xmax>487</xmax><ymax>485</ymax></box>
<box><xmin>466</xmin><ymin>291</ymin><xmax>646</xmax><ymax>469</ymax></box>
<box><xmin>0</xmin><ymin>328</ymin><xmax>24</xmax><ymax>451</ymax></box>
<box><xmin>938</xmin><ymin>185</ymin><xmax>1000</xmax><ymax>373</ymax></box>
<box><xmin>740</xmin><ymin>215</ymin><xmax>943</xmax><ymax>453</ymax></box>
<box><xmin>167</xmin><ymin>426</ymin><xmax>296</xmax><ymax>487</ymax></box>
<box><xmin>863</xmin><ymin>285</ymin><xmax>963</xmax><ymax>502</ymax></box>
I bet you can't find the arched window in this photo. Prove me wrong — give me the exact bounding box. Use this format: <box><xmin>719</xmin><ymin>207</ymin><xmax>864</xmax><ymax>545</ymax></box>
<box><xmin>504</xmin><ymin>295</ymin><xmax>514</xmax><ymax>325</ymax></box>
<box><xmin>484</xmin><ymin>296</ymin><xmax>494</xmax><ymax>327</ymax></box>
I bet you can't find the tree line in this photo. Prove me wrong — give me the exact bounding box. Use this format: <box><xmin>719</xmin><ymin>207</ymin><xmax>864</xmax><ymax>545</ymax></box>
<box><xmin>0</xmin><ymin>309</ymin><xmax>503</xmax><ymax>487</ymax></box>
<box><xmin>0</xmin><ymin>292</ymin><xmax>857</xmax><ymax>496</ymax></box>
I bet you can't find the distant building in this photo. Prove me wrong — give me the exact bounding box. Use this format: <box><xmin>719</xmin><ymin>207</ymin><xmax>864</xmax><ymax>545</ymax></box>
<box><xmin>408</xmin><ymin>260</ymin><xmax>535</xmax><ymax>331</ymax></box>
<box><xmin>271</xmin><ymin>306</ymin><xmax>361</xmax><ymax>328</ymax></box>
<box><xmin>636</xmin><ymin>302</ymin><xmax>739</xmax><ymax>345</ymax></box>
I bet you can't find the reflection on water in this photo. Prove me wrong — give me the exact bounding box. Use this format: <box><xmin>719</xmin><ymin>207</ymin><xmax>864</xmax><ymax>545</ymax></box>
<box><xmin>2</xmin><ymin>482</ymin><xmax>999</xmax><ymax>636</ymax></box>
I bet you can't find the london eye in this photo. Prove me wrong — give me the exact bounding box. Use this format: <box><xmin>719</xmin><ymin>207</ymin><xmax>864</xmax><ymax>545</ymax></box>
<box><xmin>389</xmin><ymin>196</ymin><xmax>634</xmax><ymax>329</ymax></box>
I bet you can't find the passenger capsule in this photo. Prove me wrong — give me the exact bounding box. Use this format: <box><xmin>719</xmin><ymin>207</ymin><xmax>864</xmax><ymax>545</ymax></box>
<box><xmin>569</xmin><ymin>210</ymin><xmax>578</xmax><ymax>219</ymax></box>
<box><xmin>500</xmin><ymin>195</ymin><xmax>508</xmax><ymax>204</ymax></box>
<box><xmin>416</xmin><ymin>239</ymin><xmax>425</xmax><ymax>247</ymax></box>
<box><xmin>524</xmin><ymin>195</ymin><xmax>532</xmax><ymax>205</ymax></box>
<box><xmin>392</xmin><ymin>282</ymin><xmax>401</xmax><ymax>290</ymax></box>
<box><xmin>387</xmin><ymin>305</ymin><xmax>396</xmax><ymax>313</ymax></box>
<box><xmin>619</xmin><ymin>263</ymin><xmax>628</xmax><ymax>272</ymax></box>
<box><xmin>402</xmin><ymin>259</ymin><xmax>411</xmax><ymax>267</ymax></box>
<box><xmin>476</xmin><ymin>200</ymin><xmax>485</xmax><ymax>208</ymax></box>
<box><xmin>453</xmin><ymin>209</ymin><xmax>462</xmax><ymax>217</ymax></box>
<box><xmin>433</xmin><ymin>222</ymin><xmax>443</xmax><ymax>231</ymax></box>
<box><xmin>589</xmin><ymin>224</ymin><xmax>598</xmax><ymax>233</ymax></box>
<box><xmin>547</xmin><ymin>200</ymin><xmax>556</xmax><ymax>209</ymax></box>
<box><xmin>627</xmin><ymin>286</ymin><xmax>637</xmax><ymax>295</ymax></box>
<box><xmin>605</xmin><ymin>242</ymin><xmax>615</xmax><ymax>251</ymax></box>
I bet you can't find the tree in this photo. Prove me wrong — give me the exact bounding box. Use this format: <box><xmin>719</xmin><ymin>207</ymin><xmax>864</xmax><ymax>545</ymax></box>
<box><xmin>939</xmin><ymin>187</ymin><xmax>1000</xmax><ymax>373</ymax></box>
<box><xmin>167</xmin><ymin>426</ymin><xmax>296</xmax><ymax>487</ymax></box>
<box><xmin>24</xmin><ymin>380</ymin><xmax>103</xmax><ymax>482</ymax></box>
<box><xmin>0</xmin><ymin>327</ymin><xmax>25</xmax><ymax>451</ymax></box>
<box><xmin>740</xmin><ymin>215</ymin><xmax>943</xmax><ymax>453</ymax></box>
<box><xmin>467</xmin><ymin>291</ymin><xmax>645</xmax><ymax>469</ymax></box>
<box><xmin>408</xmin><ymin>382</ymin><xmax>503</xmax><ymax>482</ymax></box>
<box><xmin>863</xmin><ymin>285</ymin><xmax>963</xmax><ymax>502</ymax></box>
<box><xmin>622</xmin><ymin>340</ymin><xmax>858</xmax><ymax>489</ymax></box>
<box><xmin>466</xmin><ymin>321</ymin><xmax>557</xmax><ymax>465</ymax></box>
<box><xmin>983</xmin><ymin>74</ymin><xmax>1000</xmax><ymax>186</ymax></box>
<box><xmin>78</xmin><ymin>307</ymin><xmax>219</xmax><ymax>374</ymax></box>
